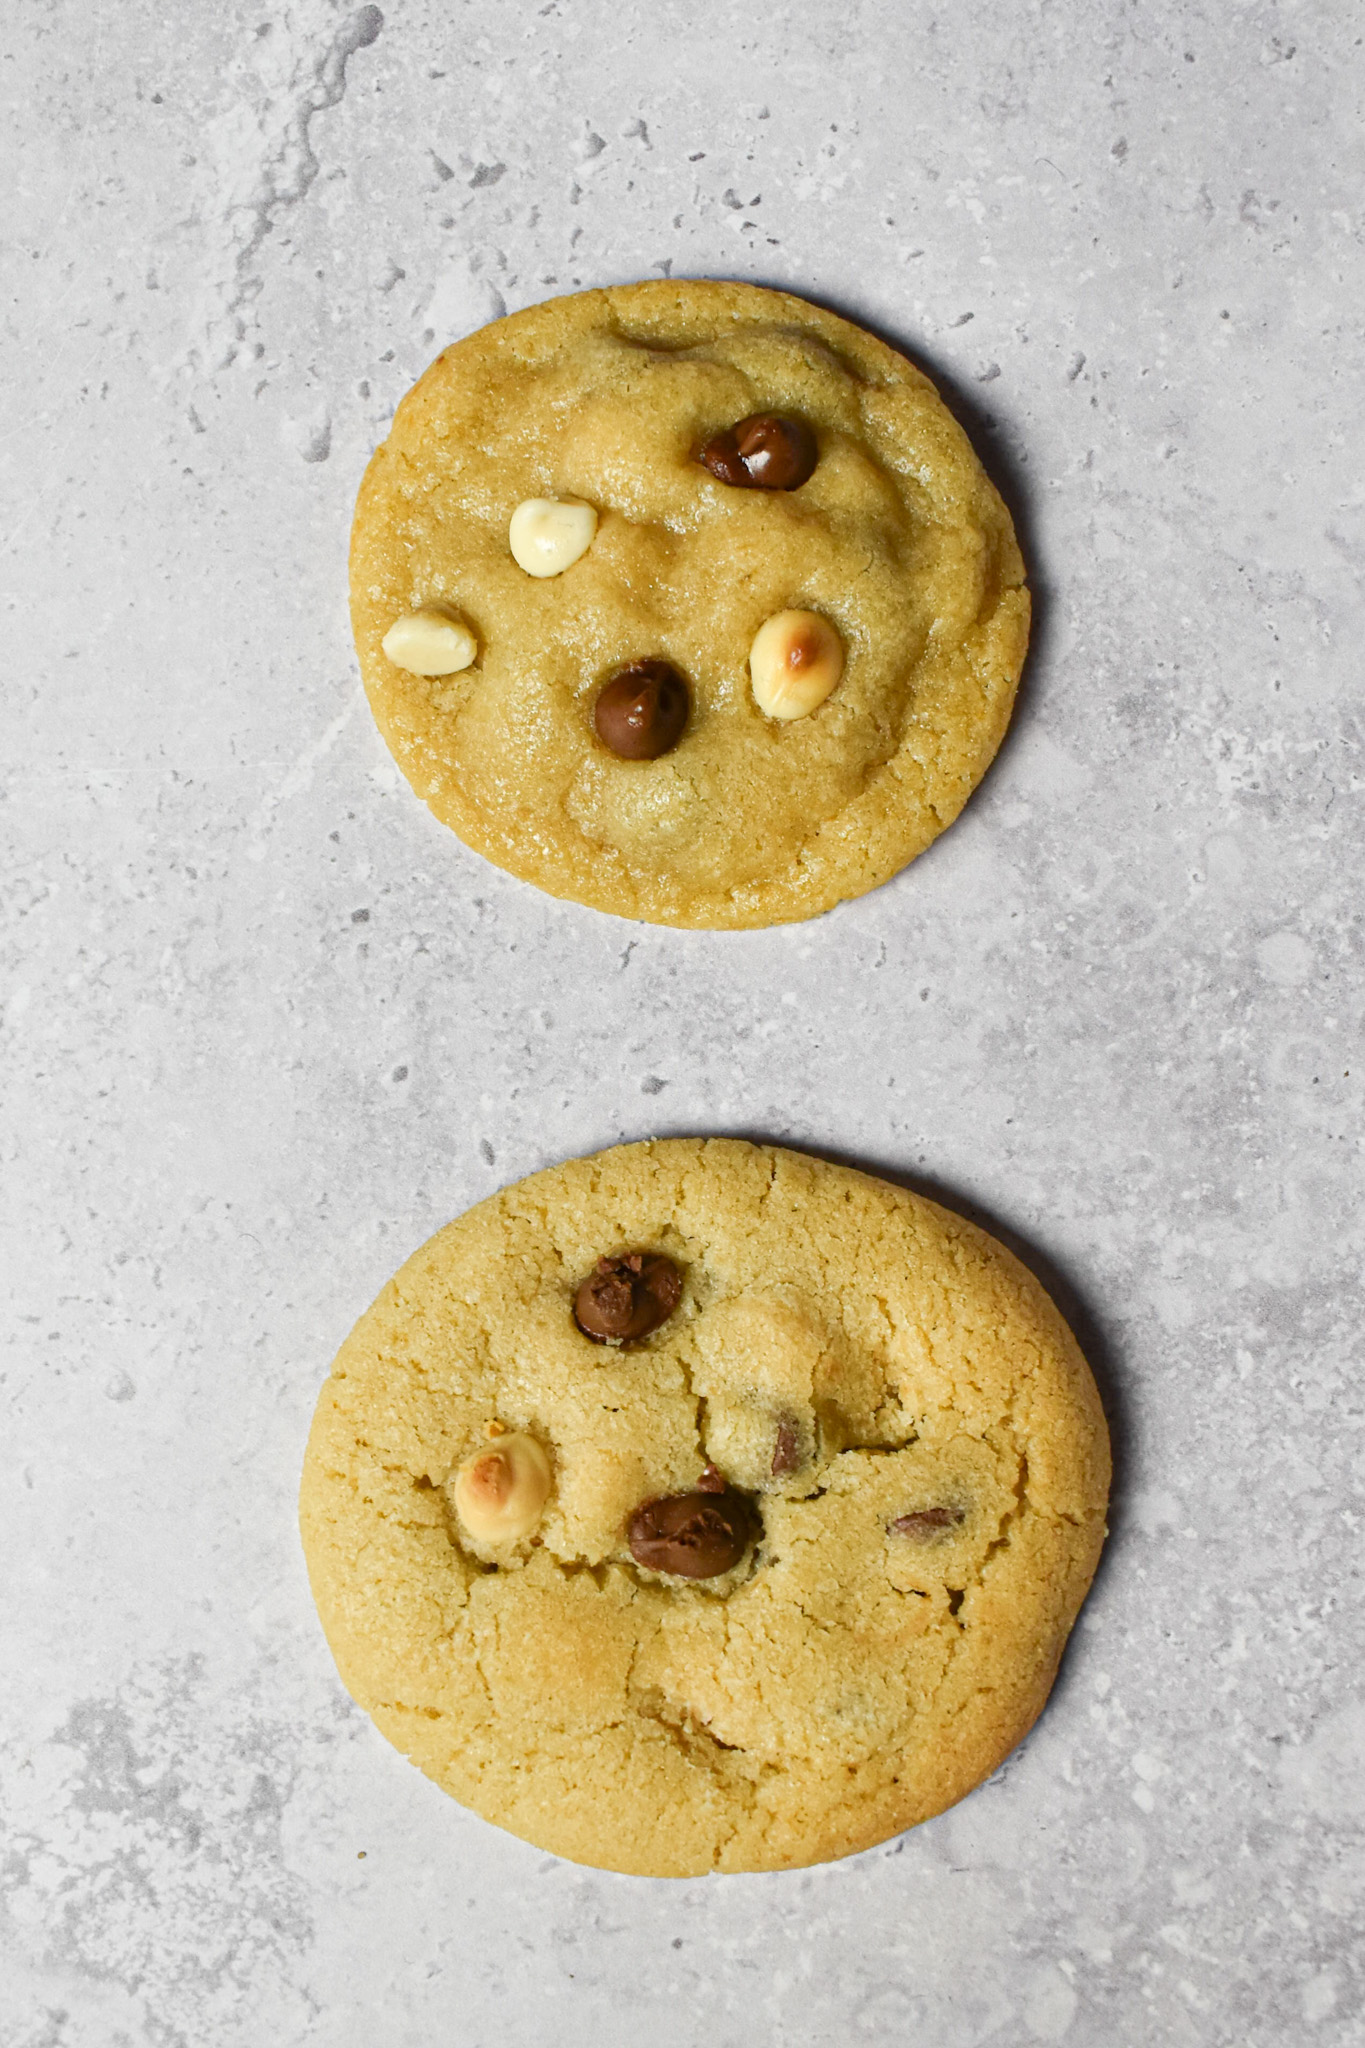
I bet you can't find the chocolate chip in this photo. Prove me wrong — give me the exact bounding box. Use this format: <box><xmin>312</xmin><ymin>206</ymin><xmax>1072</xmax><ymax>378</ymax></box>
<box><xmin>697</xmin><ymin>429</ymin><xmax>750</xmax><ymax>486</ymax></box>
<box><xmin>888</xmin><ymin>1507</ymin><xmax>965</xmax><ymax>1539</ymax></box>
<box><xmin>627</xmin><ymin>1486</ymin><xmax>757</xmax><ymax>1578</ymax></box>
<box><xmin>736</xmin><ymin>413</ymin><xmax>818</xmax><ymax>489</ymax></box>
<box><xmin>593</xmin><ymin>659</ymin><xmax>689</xmax><ymax>760</ymax></box>
<box><xmin>696</xmin><ymin>1461</ymin><xmax>727</xmax><ymax>1494</ymax></box>
<box><xmin>771</xmin><ymin>1418</ymin><xmax>800</xmax><ymax>1476</ymax></box>
<box><xmin>699</xmin><ymin>413</ymin><xmax>817</xmax><ymax>491</ymax></box>
<box><xmin>573</xmin><ymin>1251</ymin><xmax>683</xmax><ymax>1344</ymax></box>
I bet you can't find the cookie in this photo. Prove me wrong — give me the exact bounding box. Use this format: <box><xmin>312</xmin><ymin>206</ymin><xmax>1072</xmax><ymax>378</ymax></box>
<box><xmin>350</xmin><ymin>281</ymin><xmax>1028</xmax><ymax>929</ymax></box>
<box><xmin>300</xmin><ymin>1140</ymin><xmax>1108</xmax><ymax>1875</ymax></box>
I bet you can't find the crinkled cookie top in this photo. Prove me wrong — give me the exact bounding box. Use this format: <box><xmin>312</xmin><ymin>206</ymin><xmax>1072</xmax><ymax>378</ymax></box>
<box><xmin>300</xmin><ymin>1140</ymin><xmax>1108</xmax><ymax>1875</ymax></box>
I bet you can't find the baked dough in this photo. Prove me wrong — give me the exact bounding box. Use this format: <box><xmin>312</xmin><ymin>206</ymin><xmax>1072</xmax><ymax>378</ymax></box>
<box><xmin>349</xmin><ymin>281</ymin><xmax>1028</xmax><ymax>928</ymax></box>
<box><xmin>300</xmin><ymin>1139</ymin><xmax>1108</xmax><ymax>1874</ymax></box>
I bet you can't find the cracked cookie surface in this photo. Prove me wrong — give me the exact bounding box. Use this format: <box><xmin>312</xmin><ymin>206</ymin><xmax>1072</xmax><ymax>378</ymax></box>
<box><xmin>349</xmin><ymin>280</ymin><xmax>1029</xmax><ymax>929</ymax></box>
<box><xmin>299</xmin><ymin>1139</ymin><xmax>1108</xmax><ymax>1875</ymax></box>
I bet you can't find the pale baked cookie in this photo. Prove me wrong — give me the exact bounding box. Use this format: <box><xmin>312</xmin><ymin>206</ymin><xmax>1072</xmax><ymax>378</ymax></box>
<box><xmin>300</xmin><ymin>1140</ymin><xmax>1108</xmax><ymax>1875</ymax></box>
<box><xmin>350</xmin><ymin>281</ymin><xmax>1029</xmax><ymax>928</ymax></box>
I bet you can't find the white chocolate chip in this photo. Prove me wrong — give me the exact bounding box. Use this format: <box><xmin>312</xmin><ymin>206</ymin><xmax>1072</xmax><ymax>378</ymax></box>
<box><xmin>451</xmin><ymin>1432</ymin><xmax>552</xmax><ymax>1543</ymax></box>
<box><xmin>508</xmin><ymin>497</ymin><xmax>598</xmax><ymax>578</ymax></box>
<box><xmin>381</xmin><ymin>604</ymin><xmax>477</xmax><ymax>677</ymax></box>
<box><xmin>748</xmin><ymin>609</ymin><xmax>845</xmax><ymax>720</ymax></box>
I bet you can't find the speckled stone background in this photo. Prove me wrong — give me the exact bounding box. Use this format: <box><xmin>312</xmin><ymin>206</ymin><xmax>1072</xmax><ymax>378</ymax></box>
<box><xmin>4</xmin><ymin>1</ymin><xmax>1363</xmax><ymax>2042</ymax></box>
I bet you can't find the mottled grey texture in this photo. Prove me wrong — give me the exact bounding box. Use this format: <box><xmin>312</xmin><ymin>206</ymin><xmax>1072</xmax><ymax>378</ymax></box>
<box><xmin>1</xmin><ymin>0</ymin><xmax>1361</xmax><ymax>2042</ymax></box>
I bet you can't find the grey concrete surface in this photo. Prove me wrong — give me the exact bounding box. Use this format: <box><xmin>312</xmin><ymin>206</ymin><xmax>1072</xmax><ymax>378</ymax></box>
<box><xmin>3</xmin><ymin>1</ymin><xmax>1362</xmax><ymax>2042</ymax></box>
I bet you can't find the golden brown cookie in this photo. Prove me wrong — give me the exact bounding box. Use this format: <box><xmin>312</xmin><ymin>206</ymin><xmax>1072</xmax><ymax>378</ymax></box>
<box><xmin>350</xmin><ymin>281</ymin><xmax>1028</xmax><ymax>928</ymax></box>
<box><xmin>300</xmin><ymin>1140</ymin><xmax>1108</xmax><ymax>1874</ymax></box>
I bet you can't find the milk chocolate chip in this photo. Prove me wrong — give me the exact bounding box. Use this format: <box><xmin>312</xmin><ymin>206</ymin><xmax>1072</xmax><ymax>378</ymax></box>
<box><xmin>593</xmin><ymin>660</ymin><xmax>689</xmax><ymax>760</ymax></box>
<box><xmin>699</xmin><ymin>413</ymin><xmax>818</xmax><ymax>491</ymax></box>
<box><xmin>574</xmin><ymin>1251</ymin><xmax>682</xmax><ymax>1343</ymax></box>
<box><xmin>889</xmin><ymin>1507</ymin><xmax>965</xmax><ymax>1539</ymax></box>
<box><xmin>771</xmin><ymin>1418</ymin><xmax>800</xmax><ymax>1476</ymax></box>
<box><xmin>627</xmin><ymin>1484</ymin><xmax>757</xmax><ymax>1578</ymax></box>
